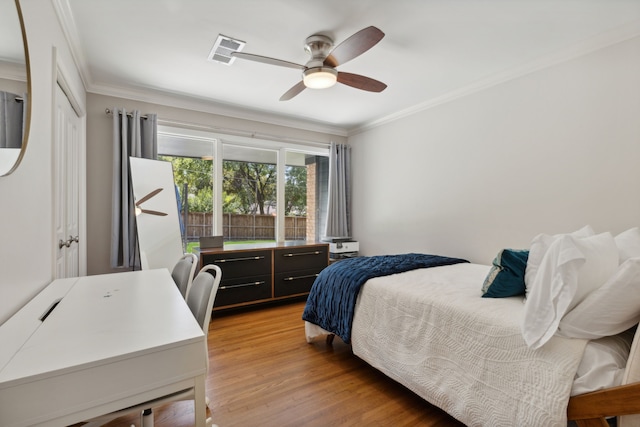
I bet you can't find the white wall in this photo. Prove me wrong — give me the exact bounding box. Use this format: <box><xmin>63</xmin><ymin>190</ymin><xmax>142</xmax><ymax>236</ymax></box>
<box><xmin>0</xmin><ymin>0</ymin><xmax>85</xmax><ymax>324</ymax></box>
<box><xmin>349</xmin><ymin>36</ymin><xmax>640</xmax><ymax>264</ymax></box>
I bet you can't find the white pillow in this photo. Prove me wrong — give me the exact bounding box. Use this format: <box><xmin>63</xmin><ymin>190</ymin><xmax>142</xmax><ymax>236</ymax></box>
<box><xmin>570</xmin><ymin>232</ymin><xmax>619</xmax><ymax>310</ymax></box>
<box><xmin>521</xmin><ymin>232</ymin><xmax>618</xmax><ymax>349</ymax></box>
<box><xmin>615</xmin><ymin>227</ymin><xmax>640</xmax><ymax>263</ymax></box>
<box><xmin>571</xmin><ymin>329</ymin><xmax>634</xmax><ymax>396</ymax></box>
<box><xmin>558</xmin><ymin>257</ymin><xmax>640</xmax><ymax>339</ymax></box>
<box><xmin>524</xmin><ymin>225</ymin><xmax>595</xmax><ymax>297</ymax></box>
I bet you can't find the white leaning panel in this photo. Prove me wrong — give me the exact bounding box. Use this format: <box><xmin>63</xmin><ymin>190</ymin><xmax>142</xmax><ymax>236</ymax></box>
<box><xmin>129</xmin><ymin>157</ymin><xmax>184</xmax><ymax>272</ymax></box>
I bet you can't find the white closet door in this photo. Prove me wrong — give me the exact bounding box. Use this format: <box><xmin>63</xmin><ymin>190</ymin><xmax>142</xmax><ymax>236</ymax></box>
<box><xmin>54</xmin><ymin>84</ymin><xmax>80</xmax><ymax>279</ymax></box>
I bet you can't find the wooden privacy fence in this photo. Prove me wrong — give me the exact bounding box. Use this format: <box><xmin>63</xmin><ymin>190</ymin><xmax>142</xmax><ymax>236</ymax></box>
<box><xmin>184</xmin><ymin>212</ymin><xmax>307</xmax><ymax>241</ymax></box>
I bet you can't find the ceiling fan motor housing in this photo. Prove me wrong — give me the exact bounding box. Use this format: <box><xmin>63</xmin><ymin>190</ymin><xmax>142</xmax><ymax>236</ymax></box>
<box><xmin>304</xmin><ymin>35</ymin><xmax>334</xmax><ymax>67</ymax></box>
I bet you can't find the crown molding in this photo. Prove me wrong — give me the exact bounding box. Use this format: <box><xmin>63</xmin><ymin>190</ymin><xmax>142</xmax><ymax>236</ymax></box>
<box><xmin>0</xmin><ymin>61</ymin><xmax>27</xmax><ymax>82</ymax></box>
<box><xmin>88</xmin><ymin>82</ymin><xmax>349</xmax><ymax>137</ymax></box>
<box><xmin>51</xmin><ymin>0</ymin><xmax>92</xmax><ymax>90</ymax></box>
<box><xmin>350</xmin><ymin>20</ymin><xmax>640</xmax><ymax>136</ymax></box>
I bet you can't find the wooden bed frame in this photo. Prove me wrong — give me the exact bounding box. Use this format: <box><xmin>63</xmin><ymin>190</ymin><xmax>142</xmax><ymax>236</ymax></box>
<box><xmin>569</xmin><ymin>326</ymin><xmax>640</xmax><ymax>427</ymax></box>
<box><xmin>568</xmin><ymin>382</ymin><xmax>640</xmax><ymax>426</ymax></box>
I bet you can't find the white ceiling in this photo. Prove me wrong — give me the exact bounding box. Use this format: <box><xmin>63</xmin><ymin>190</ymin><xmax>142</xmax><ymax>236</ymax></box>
<box><xmin>58</xmin><ymin>0</ymin><xmax>640</xmax><ymax>134</ymax></box>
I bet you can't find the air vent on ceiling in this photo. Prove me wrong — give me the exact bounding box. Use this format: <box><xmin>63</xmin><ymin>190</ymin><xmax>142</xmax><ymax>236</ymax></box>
<box><xmin>208</xmin><ymin>34</ymin><xmax>245</xmax><ymax>65</ymax></box>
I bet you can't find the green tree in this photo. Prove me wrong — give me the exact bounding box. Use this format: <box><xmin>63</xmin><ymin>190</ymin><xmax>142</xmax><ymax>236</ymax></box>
<box><xmin>160</xmin><ymin>156</ymin><xmax>213</xmax><ymax>213</ymax></box>
<box><xmin>285</xmin><ymin>165</ymin><xmax>307</xmax><ymax>215</ymax></box>
<box><xmin>161</xmin><ymin>157</ymin><xmax>308</xmax><ymax>216</ymax></box>
<box><xmin>223</xmin><ymin>161</ymin><xmax>276</xmax><ymax>214</ymax></box>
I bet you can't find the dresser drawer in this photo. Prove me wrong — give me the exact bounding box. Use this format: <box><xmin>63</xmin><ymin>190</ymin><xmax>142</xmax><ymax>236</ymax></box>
<box><xmin>202</xmin><ymin>250</ymin><xmax>271</xmax><ymax>280</ymax></box>
<box><xmin>214</xmin><ymin>274</ymin><xmax>272</xmax><ymax>307</ymax></box>
<box><xmin>274</xmin><ymin>246</ymin><xmax>328</xmax><ymax>273</ymax></box>
<box><xmin>274</xmin><ymin>268</ymin><xmax>320</xmax><ymax>297</ymax></box>
<box><xmin>199</xmin><ymin>243</ymin><xmax>328</xmax><ymax>310</ymax></box>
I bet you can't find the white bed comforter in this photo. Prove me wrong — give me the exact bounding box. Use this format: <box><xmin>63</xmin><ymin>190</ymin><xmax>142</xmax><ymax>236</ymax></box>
<box><xmin>350</xmin><ymin>263</ymin><xmax>588</xmax><ymax>427</ymax></box>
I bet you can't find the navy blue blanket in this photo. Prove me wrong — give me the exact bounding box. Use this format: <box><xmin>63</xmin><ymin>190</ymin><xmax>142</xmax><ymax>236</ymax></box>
<box><xmin>302</xmin><ymin>253</ymin><xmax>469</xmax><ymax>343</ymax></box>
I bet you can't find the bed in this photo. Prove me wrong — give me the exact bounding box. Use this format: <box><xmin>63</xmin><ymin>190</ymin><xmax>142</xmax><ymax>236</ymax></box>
<box><xmin>303</xmin><ymin>228</ymin><xmax>640</xmax><ymax>427</ymax></box>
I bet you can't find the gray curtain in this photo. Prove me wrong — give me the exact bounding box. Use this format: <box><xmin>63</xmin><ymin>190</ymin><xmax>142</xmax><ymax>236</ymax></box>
<box><xmin>110</xmin><ymin>108</ymin><xmax>158</xmax><ymax>269</ymax></box>
<box><xmin>0</xmin><ymin>91</ymin><xmax>26</xmax><ymax>148</ymax></box>
<box><xmin>324</xmin><ymin>142</ymin><xmax>351</xmax><ymax>239</ymax></box>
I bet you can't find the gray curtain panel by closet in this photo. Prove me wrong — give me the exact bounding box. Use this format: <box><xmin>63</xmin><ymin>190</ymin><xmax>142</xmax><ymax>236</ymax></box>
<box><xmin>110</xmin><ymin>108</ymin><xmax>158</xmax><ymax>269</ymax></box>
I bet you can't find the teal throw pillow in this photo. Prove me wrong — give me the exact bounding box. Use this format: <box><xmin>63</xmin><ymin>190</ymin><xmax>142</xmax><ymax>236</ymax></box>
<box><xmin>482</xmin><ymin>249</ymin><xmax>529</xmax><ymax>298</ymax></box>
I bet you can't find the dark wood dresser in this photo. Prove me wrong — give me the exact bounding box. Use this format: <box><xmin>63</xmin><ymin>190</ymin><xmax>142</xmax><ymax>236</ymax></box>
<box><xmin>194</xmin><ymin>241</ymin><xmax>329</xmax><ymax>310</ymax></box>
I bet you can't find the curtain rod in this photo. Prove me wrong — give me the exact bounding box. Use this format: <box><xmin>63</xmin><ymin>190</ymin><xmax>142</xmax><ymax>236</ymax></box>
<box><xmin>158</xmin><ymin>118</ymin><xmax>331</xmax><ymax>149</ymax></box>
<box><xmin>105</xmin><ymin>108</ymin><xmax>148</xmax><ymax>119</ymax></box>
<box><xmin>104</xmin><ymin>108</ymin><xmax>331</xmax><ymax>149</ymax></box>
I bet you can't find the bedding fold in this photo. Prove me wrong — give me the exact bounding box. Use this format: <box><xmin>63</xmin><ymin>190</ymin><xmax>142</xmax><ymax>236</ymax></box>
<box><xmin>302</xmin><ymin>253</ymin><xmax>468</xmax><ymax>343</ymax></box>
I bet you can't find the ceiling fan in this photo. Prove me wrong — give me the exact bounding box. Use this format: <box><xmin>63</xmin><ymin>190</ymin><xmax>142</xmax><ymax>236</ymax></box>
<box><xmin>231</xmin><ymin>26</ymin><xmax>387</xmax><ymax>101</ymax></box>
<box><xmin>135</xmin><ymin>188</ymin><xmax>168</xmax><ymax>216</ymax></box>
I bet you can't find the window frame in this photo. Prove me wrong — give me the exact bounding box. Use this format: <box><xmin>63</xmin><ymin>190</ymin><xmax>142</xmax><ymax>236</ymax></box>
<box><xmin>157</xmin><ymin>125</ymin><xmax>329</xmax><ymax>243</ymax></box>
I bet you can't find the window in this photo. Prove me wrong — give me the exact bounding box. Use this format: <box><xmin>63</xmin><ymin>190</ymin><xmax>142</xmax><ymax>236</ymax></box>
<box><xmin>157</xmin><ymin>128</ymin><xmax>215</xmax><ymax>252</ymax></box>
<box><xmin>158</xmin><ymin>126</ymin><xmax>329</xmax><ymax>250</ymax></box>
<box><xmin>222</xmin><ymin>145</ymin><xmax>277</xmax><ymax>242</ymax></box>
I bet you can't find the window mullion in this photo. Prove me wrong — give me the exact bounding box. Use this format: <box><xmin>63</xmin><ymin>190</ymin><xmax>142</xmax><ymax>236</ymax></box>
<box><xmin>276</xmin><ymin>148</ymin><xmax>286</xmax><ymax>242</ymax></box>
<box><xmin>213</xmin><ymin>140</ymin><xmax>223</xmax><ymax>236</ymax></box>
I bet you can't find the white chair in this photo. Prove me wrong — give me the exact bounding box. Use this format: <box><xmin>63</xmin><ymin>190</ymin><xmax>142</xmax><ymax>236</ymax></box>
<box><xmin>171</xmin><ymin>253</ymin><xmax>198</xmax><ymax>299</ymax></box>
<box><xmin>187</xmin><ymin>265</ymin><xmax>221</xmax><ymax>336</ymax></box>
<box><xmin>83</xmin><ymin>264</ymin><xmax>222</xmax><ymax>427</ymax></box>
<box><xmin>141</xmin><ymin>264</ymin><xmax>222</xmax><ymax>427</ymax></box>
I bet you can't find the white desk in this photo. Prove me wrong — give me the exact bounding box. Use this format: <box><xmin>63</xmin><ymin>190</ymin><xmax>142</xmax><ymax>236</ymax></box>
<box><xmin>0</xmin><ymin>269</ymin><xmax>207</xmax><ymax>427</ymax></box>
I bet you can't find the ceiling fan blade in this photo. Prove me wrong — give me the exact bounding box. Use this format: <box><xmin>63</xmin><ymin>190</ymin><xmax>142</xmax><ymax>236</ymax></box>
<box><xmin>140</xmin><ymin>208</ymin><xmax>168</xmax><ymax>216</ymax></box>
<box><xmin>323</xmin><ymin>26</ymin><xmax>385</xmax><ymax>68</ymax></box>
<box><xmin>279</xmin><ymin>80</ymin><xmax>307</xmax><ymax>101</ymax></box>
<box><xmin>337</xmin><ymin>72</ymin><xmax>387</xmax><ymax>92</ymax></box>
<box><xmin>231</xmin><ymin>52</ymin><xmax>305</xmax><ymax>70</ymax></box>
<box><xmin>135</xmin><ymin>188</ymin><xmax>163</xmax><ymax>206</ymax></box>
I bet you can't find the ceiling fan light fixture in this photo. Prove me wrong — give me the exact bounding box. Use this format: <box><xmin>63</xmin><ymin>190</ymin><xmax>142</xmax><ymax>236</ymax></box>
<box><xmin>303</xmin><ymin>67</ymin><xmax>338</xmax><ymax>89</ymax></box>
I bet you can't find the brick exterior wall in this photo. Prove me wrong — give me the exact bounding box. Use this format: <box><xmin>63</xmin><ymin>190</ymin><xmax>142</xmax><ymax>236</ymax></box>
<box><xmin>306</xmin><ymin>162</ymin><xmax>317</xmax><ymax>241</ymax></box>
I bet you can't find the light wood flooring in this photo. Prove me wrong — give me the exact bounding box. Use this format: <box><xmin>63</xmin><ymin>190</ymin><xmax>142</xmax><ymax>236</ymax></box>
<box><xmin>96</xmin><ymin>301</ymin><xmax>465</xmax><ymax>427</ymax></box>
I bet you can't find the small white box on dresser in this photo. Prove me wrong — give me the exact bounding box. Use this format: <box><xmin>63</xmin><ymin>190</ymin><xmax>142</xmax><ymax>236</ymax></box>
<box><xmin>329</xmin><ymin>241</ymin><xmax>359</xmax><ymax>259</ymax></box>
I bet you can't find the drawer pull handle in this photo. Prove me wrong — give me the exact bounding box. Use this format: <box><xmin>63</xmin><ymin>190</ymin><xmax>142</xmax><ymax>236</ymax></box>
<box><xmin>283</xmin><ymin>274</ymin><xmax>319</xmax><ymax>281</ymax></box>
<box><xmin>215</xmin><ymin>256</ymin><xmax>265</xmax><ymax>263</ymax></box>
<box><xmin>220</xmin><ymin>280</ymin><xmax>265</xmax><ymax>290</ymax></box>
<box><xmin>282</xmin><ymin>251</ymin><xmax>321</xmax><ymax>257</ymax></box>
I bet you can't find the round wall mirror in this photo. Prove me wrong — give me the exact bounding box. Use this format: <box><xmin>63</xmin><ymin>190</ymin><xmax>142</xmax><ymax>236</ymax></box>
<box><xmin>0</xmin><ymin>0</ymin><xmax>31</xmax><ymax>177</ymax></box>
